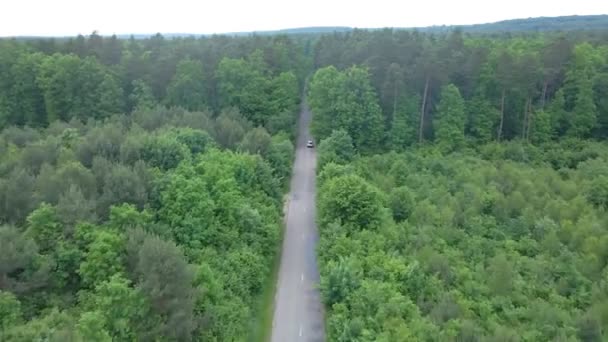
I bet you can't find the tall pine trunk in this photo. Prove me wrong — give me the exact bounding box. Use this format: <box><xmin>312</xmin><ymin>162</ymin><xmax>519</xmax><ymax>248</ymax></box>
<box><xmin>526</xmin><ymin>98</ymin><xmax>533</xmax><ymax>142</ymax></box>
<box><xmin>419</xmin><ymin>76</ymin><xmax>430</xmax><ymax>143</ymax></box>
<box><xmin>497</xmin><ymin>88</ymin><xmax>506</xmax><ymax>141</ymax></box>
<box><xmin>522</xmin><ymin>98</ymin><xmax>530</xmax><ymax>140</ymax></box>
<box><xmin>393</xmin><ymin>81</ymin><xmax>398</xmax><ymax>120</ymax></box>
<box><xmin>540</xmin><ymin>81</ymin><xmax>548</xmax><ymax>109</ymax></box>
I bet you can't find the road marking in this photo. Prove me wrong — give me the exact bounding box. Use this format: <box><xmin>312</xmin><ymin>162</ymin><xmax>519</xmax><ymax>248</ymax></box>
<box><xmin>301</xmin><ymin>273</ymin><xmax>304</xmax><ymax>282</ymax></box>
<box><xmin>299</xmin><ymin>325</ymin><xmax>303</xmax><ymax>337</ymax></box>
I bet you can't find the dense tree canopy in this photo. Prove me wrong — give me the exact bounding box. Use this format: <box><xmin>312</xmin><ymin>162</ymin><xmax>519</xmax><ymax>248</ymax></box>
<box><xmin>2</xmin><ymin>23</ymin><xmax>608</xmax><ymax>342</ymax></box>
<box><xmin>312</xmin><ymin>27</ymin><xmax>608</xmax><ymax>341</ymax></box>
<box><xmin>0</xmin><ymin>33</ymin><xmax>302</xmax><ymax>341</ymax></box>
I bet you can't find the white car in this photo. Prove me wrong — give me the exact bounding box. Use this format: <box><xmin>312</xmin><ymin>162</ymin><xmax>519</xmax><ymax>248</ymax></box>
<box><xmin>306</xmin><ymin>140</ymin><xmax>314</xmax><ymax>148</ymax></box>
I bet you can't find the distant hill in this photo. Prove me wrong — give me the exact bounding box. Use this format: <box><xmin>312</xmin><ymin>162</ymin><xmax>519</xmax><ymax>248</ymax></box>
<box><xmin>120</xmin><ymin>15</ymin><xmax>608</xmax><ymax>38</ymax></box>
<box><xmin>10</xmin><ymin>15</ymin><xmax>608</xmax><ymax>40</ymax></box>
<box><xmin>414</xmin><ymin>15</ymin><xmax>608</xmax><ymax>34</ymax></box>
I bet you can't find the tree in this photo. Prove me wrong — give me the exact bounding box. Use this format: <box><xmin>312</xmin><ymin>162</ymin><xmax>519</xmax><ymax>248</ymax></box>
<box><xmin>266</xmin><ymin>135</ymin><xmax>294</xmax><ymax>184</ymax></box>
<box><xmin>0</xmin><ymin>290</ymin><xmax>22</xmax><ymax>331</ymax></box>
<box><xmin>214</xmin><ymin>109</ymin><xmax>249</xmax><ymax>149</ymax></box>
<box><xmin>389</xmin><ymin>94</ymin><xmax>419</xmax><ymax>150</ymax></box>
<box><xmin>389</xmin><ymin>186</ymin><xmax>415</xmax><ymax>222</ymax></box>
<box><xmin>174</xmin><ymin>128</ymin><xmax>216</xmax><ymax>155</ymax></box>
<box><xmin>76</xmin><ymin>311</ymin><xmax>111</xmax><ymax>342</ymax></box>
<box><xmin>467</xmin><ymin>95</ymin><xmax>499</xmax><ymax>143</ymax></box>
<box><xmin>26</xmin><ymin>203</ymin><xmax>63</xmax><ymax>253</ymax></box>
<box><xmin>56</xmin><ymin>185</ymin><xmax>98</xmax><ymax>227</ymax></box>
<box><xmin>494</xmin><ymin>49</ymin><xmax>516</xmax><ymax>141</ymax></box>
<box><xmin>270</xmin><ymin>71</ymin><xmax>299</xmax><ymax>114</ymax></box>
<box><xmin>0</xmin><ymin>225</ymin><xmax>49</xmax><ymax>294</ymax></box>
<box><xmin>166</xmin><ymin>58</ymin><xmax>206</xmax><ymax>111</ymax></box>
<box><xmin>309</xmin><ymin>66</ymin><xmax>344</xmax><ymax>139</ymax></box>
<box><xmin>133</xmin><ymin>235</ymin><xmax>196</xmax><ymax>340</ymax></box>
<box><xmin>38</xmin><ymin>54</ymin><xmax>123</xmax><ymax>122</ymax></box>
<box><xmin>238</xmin><ymin>127</ymin><xmax>272</xmax><ymax>156</ymax></box>
<box><xmin>99</xmin><ymin>163</ymin><xmax>149</xmax><ymax>215</ymax></box>
<box><xmin>129</xmin><ymin>79</ymin><xmax>156</xmax><ymax>111</ymax></box>
<box><xmin>530</xmin><ymin>109</ymin><xmax>553</xmax><ymax>144</ymax></box>
<box><xmin>140</xmin><ymin>133</ymin><xmax>190</xmax><ymax>170</ymax></box>
<box><xmin>339</xmin><ymin>66</ymin><xmax>385</xmax><ymax>152</ymax></box>
<box><xmin>434</xmin><ymin>84</ymin><xmax>466</xmax><ymax>151</ymax></box>
<box><xmin>569</xmin><ymin>77</ymin><xmax>597</xmax><ymax>138</ymax></box>
<box><xmin>319</xmin><ymin>174</ymin><xmax>384</xmax><ymax>230</ymax></box>
<box><xmin>157</xmin><ymin>169</ymin><xmax>215</xmax><ymax>250</ymax></box>
<box><xmin>216</xmin><ymin>57</ymin><xmax>270</xmax><ymax>125</ymax></box>
<box><xmin>79</xmin><ymin>231</ymin><xmax>125</xmax><ymax>287</ymax></box>
<box><xmin>320</xmin><ymin>257</ymin><xmax>360</xmax><ymax>307</ymax></box>
<box><xmin>309</xmin><ymin>65</ymin><xmax>385</xmax><ymax>152</ymax></box>
<box><xmin>81</xmin><ymin>274</ymin><xmax>151</xmax><ymax>340</ymax></box>
<box><xmin>0</xmin><ymin>168</ymin><xmax>37</xmax><ymax>224</ymax></box>
<box><xmin>317</xmin><ymin>129</ymin><xmax>356</xmax><ymax>170</ymax></box>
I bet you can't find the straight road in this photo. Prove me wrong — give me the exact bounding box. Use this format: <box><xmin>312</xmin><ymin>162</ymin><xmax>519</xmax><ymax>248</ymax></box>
<box><xmin>271</xmin><ymin>101</ymin><xmax>324</xmax><ymax>341</ymax></box>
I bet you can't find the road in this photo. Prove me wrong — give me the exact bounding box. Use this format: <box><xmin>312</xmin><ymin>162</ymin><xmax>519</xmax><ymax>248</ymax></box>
<box><xmin>271</xmin><ymin>100</ymin><xmax>325</xmax><ymax>342</ymax></box>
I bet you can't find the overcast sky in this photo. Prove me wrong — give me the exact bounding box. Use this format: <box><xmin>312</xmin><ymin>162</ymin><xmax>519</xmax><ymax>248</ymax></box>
<box><xmin>1</xmin><ymin>0</ymin><xmax>607</xmax><ymax>37</ymax></box>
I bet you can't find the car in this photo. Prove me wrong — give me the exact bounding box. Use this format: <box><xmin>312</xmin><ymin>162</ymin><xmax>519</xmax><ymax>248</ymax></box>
<box><xmin>306</xmin><ymin>140</ymin><xmax>314</xmax><ymax>148</ymax></box>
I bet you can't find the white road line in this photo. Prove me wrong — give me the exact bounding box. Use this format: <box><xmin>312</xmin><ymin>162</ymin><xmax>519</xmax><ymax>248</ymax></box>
<box><xmin>301</xmin><ymin>273</ymin><xmax>304</xmax><ymax>282</ymax></box>
<box><xmin>299</xmin><ymin>325</ymin><xmax>303</xmax><ymax>337</ymax></box>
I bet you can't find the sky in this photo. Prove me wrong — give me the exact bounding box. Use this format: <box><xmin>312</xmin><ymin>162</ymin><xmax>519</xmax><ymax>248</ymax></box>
<box><xmin>1</xmin><ymin>0</ymin><xmax>607</xmax><ymax>37</ymax></box>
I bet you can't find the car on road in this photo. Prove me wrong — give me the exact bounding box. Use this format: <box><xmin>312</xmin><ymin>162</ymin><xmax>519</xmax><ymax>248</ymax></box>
<box><xmin>306</xmin><ymin>140</ymin><xmax>314</xmax><ymax>148</ymax></box>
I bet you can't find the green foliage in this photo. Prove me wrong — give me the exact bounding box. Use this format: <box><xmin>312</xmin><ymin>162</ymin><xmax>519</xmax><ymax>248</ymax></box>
<box><xmin>267</xmin><ymin>135</ymin><xmax>294</xmax><ymax>185</ymax></box>
<box><xmin>26</xmin><ymin>203</ymin><xmax>62</xmax><ymax>253</ymax></box>
<box><xmin>140</xmin><ymin>133</ymin><xmax>191</xmax><ymax>170</ymax></box>
<box><xmin>388</xmin><ymin>186</ymin><xmax>414</xmax><ymax>222</ymax></box>
<box><xmin>317</xmin><ymin>140</ymin><xmax>608</xmax><ymax>340</ymax></box>
<box><xmin>434</xmin><ymin>84</ymin><xmax>466</xmax><ymax>151</ymax></box>
<box><xmin>79</xmin><ymin>231</ymin><xmax>125</xmax><ymax>287</ymax></box>
<box><xmin>317</xmin><ymin>129</ymin><xmax>356</xmax><ymax>170</ymax></box>
<box><xmin>133</xmin><ymin>235</ymin><xmax>196</xmax><ymax>340</ymax></box>
<box><xmin>570</xmin><ymin>77</ymin><xmax>598</xmax><ymax>138</ymax></box>
<box><xmin>239</xmin><ymin>126</ymin><xmax>272</xmax><ymax>156</ymax></box>
<box><xmin>0</xmin><ymin>33</ymin><xmax>296</xmax><ymax>342</ymax></box>
<box><xmin>38</xmin><ymin>54</ymin><xmax>124</xmax><ymax>122</ymax></box>
<box><xmin>389</xmin><ymin>94</ymin><xmax>419</xmax><ymax>150</ymax></box>
<box><xmin>129</xmin><ymin>79</ymin><xmax>156</xmax><ymax>111</ymax></box>
<box><xmin>318</xmin><ymin>174</ymin><xmax>384</xmax><ymax>230</ymax></box>
<box><xmin>0</xmin><ymin>291</ymin><xmax>22</xmax><ymax>331</ymax></box>
<box><xmin>81</xmin><ymin>274</ymin><xmax>151</xmax><ymax>340</ymax></box>
<box><xmin>309</xmin><ymin>66</ymin><xmax>384</xmax><ymax>152</ymax></box>
<box><xmin>76</xmin><ymin>311</ymin><xmax>111</xmax><ymax>342</ymax></box>
<box><xmin>166</xmin><ymin>58</ymin><xmax>206</xmax><ymax>111</ymax></box>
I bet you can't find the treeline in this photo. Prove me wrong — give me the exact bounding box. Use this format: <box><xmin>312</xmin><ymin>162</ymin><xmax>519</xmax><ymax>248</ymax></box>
<box><xmin>311</xmin><ymin>29</ymin><xmax>608</xmax><ymax>152</ymax></box>
<box><xmin>0</xmin><ymin>33</ymin><xmax>302</xmax><ymax>341</ymax></box>
<box><xmin>0</xmin><ymin>32</ymin><xmax>309</xmax><ymax>129</ymax></box>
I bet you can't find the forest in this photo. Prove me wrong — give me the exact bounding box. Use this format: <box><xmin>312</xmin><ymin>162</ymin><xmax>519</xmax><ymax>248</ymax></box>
<box><xmin>0</xmin><ymin>33</ymin><xmax>303</xmax><ymax>340</ymax></box>
<box><xmin>310</xmin><ymin>29</ymin><xmax>608</xmax><ymax>340</ymax></box>
<box><xmin>1</xmin><ymin>18</ymin><xmax>608</xmax><ymax>341</ymax></box>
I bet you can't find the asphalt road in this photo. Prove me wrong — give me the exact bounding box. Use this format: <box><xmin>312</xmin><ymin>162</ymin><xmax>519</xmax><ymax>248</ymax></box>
<box><xmin>271</xmin><ymin>101</ymin><xmax>325</xmax><ymax>342</ymax></box>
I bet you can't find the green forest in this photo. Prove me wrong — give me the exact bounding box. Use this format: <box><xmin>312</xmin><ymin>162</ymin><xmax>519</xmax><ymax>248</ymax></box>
<box><xmin>0</xmin><ymin>34</ymin><xmax>303</xmax><ymax>340</ymax></box>
<box><xmin>310</xmin><ymin>29</ymin><xmax>608</xmax><ymax>340</ymax></box>
<box><xmin>1</xmin><ymin>17</ymin><xmax>608</xmax><ymax>341</ymax></box>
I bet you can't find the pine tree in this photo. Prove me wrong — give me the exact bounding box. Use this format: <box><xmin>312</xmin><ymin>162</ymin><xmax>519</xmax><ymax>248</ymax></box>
<box><xmin>434</xmin><ymin>84</ymin><xmax>466</xmax><ymax>151</ymax></box>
